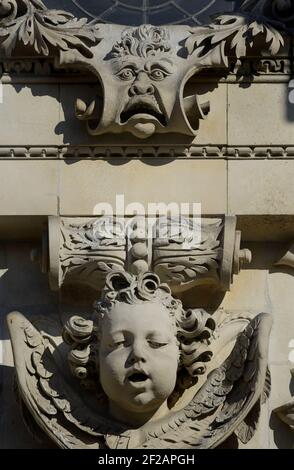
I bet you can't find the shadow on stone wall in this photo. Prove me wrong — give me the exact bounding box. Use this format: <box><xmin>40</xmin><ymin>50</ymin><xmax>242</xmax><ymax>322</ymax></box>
<box><xmin>269</xmin><ymin>411</ymin><xmax>294</xmax><ymax>449</ymax></box>
<box><xmin>0</xmin><ymin>364</ymin><xmax>56</xmax><ymax>449</ymax></box>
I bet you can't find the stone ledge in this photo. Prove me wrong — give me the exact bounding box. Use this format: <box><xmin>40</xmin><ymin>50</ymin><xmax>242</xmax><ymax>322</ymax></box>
<box><xmin>2</xmin><ymin>145</ymin><xmax>294</xmax><ymax>159</ymax></box>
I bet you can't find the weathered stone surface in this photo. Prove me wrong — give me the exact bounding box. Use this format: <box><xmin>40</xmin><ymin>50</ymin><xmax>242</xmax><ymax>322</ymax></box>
<box><xmin>228</xmin><ymin>161</ymin><xmax>294</xmax><ymax>215</ymax></box>
<box><xmin>0</xmin><ymin>85</ymin><xmax>60</xmax><ymax>145</ymax></box>
<box><xmin>0</xmin><ymin>161</ymin><xmax>58</xmax><ymax>215</ymax></box>
<box><xmin>228</xmin><ymin>83</ymin><xmax>294</xmax><ymax>146</ymax></box>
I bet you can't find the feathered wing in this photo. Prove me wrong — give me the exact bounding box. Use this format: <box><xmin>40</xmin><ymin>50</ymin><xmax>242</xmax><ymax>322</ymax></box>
<box><xmin>7</xmin><ymin>311</ymin><xmax>124</xmax><ymax>449</ymax></box>
<box><xmin>142</xmin><ymin>312</ymin><xmax>272</xmax><ymax>449</ymax></box>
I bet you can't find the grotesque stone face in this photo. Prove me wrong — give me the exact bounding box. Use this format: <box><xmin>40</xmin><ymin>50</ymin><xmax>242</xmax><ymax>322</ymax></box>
<box><xmin>99</xmin><ymin>301</ymin><xmax>179</xmax><ymax>423</ymax></box>
<box><xmin>113</xmin><ymin>55</ymin><xmax>174</xmax><ymax>138</ymax></box>
<box><xmin>73</xmin><ymin>24</ymin><xmax>211</xmax><ymax>139</ymax></box>
<box><xmin>109</xmin><ymin>25</ymin><xmax>175</xmax><ymax>139</ymax></box>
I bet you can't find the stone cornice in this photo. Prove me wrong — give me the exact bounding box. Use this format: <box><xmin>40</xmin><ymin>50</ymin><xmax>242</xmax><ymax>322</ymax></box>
<box><xmin>2</xmin><ymin>145</ymin><xmax>294</xmax><ymax>160</ymax></box>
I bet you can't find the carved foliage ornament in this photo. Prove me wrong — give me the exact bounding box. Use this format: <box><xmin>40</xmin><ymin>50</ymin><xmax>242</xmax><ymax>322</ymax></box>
<box><xmin>0</xmin><ymin>0</ymin><xmax>285</xmax><ymax>138</ymax></box>
<box><xmin>47</xmin><ymin>216</ymin><xmax>250</xmax><ymax>293</ymax></box>
<box><xmin>8</xmin><ymin>270</ymin><xmax>272</xmax><ymax>449</ymax></box>
<box><xmin>0</xmin><ymin>0</ymin><xmax>101</xmax><ymax>56</ymax></box>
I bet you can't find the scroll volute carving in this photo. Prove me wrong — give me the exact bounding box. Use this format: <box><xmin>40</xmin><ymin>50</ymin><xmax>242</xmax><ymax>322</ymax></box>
<box><xmin>36</xmin><ymin>215</ymin><xmax>251</xmax><ymax>307</ymax></box>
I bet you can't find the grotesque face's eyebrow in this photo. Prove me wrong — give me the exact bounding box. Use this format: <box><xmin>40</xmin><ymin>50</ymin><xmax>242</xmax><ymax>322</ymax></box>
<box><xmin>111</xmin><ymin>58</ymin><xmax>141</xmax><ymax>74</ymax></box>
<box><xmin>144</xmin><ymin>58</ymin><xmax>174</xmax><ymax>74</ymax></box>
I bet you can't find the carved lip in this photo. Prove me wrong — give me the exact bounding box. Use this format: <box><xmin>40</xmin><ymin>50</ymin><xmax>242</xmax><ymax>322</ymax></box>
<box><xmin>126</xmin><ymin>367</ymin><xmax>150</xmax><ymax>386</ymax></box>
<box><xmin>120</xmin><ymin>97</ymin><xmax>166</xmax><ymax>126</ymax></box>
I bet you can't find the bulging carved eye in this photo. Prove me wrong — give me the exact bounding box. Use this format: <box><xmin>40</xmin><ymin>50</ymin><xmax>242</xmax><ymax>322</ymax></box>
<box><xmin>150</xmin><ymin>69</ymin><xmax>166</xmax><ymax>81</ymax></box>
<box><xmin>117</xmin><ymin>68</ymin><xmax>135</xmax><ymax>80</ymax></box>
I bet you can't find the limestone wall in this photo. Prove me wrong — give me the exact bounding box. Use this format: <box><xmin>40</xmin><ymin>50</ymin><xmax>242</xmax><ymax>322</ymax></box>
<box><xmin>0</xmin><ymin>63</ymin><xmax>294</xmax><ymax>448</ymax></box>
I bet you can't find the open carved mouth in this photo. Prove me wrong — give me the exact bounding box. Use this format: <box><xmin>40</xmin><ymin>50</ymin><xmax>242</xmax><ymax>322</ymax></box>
<box><xmin>128</xmin><ymin>372</ymin><xmax>149</xmax><ymax>383</ymax></box>
<box><xmin>120</xmin><ymin>101</ymin><xmax>166</xmax><ymax>126</ymax></box>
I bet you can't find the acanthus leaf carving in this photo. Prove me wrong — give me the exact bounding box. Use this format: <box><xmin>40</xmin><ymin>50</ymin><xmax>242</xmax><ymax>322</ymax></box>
<box><xmin>60</xmin><ymin>217</ymin><xmax>127</xmax><ymax>291</ymax></box>
<box><xmin>153</xmin><ymin>217</ymin><xmax>222</xmax><ymax>285</ymax></box>
<box><xmin>186</xmin><ymin>14</ymin><xmax>285</xmax><ymax>65</ymax></box>
<box><xmin>39</xmin><ymin>215</ymin><xmax>251</xmax><ymax>299</ymax></box>
<box><xmin>0</xmin><ymin>0</ymin><xmax>101</xmax><ymax>57</ymax></box>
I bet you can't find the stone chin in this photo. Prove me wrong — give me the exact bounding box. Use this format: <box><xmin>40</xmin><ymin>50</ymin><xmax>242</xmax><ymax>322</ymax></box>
<box><xmin>124</xmin><ymin>116</ymin><xmax>159</xmax><ymax>139</ymax></box>
<box><xmin>119</xmin><ymin>96</ymin><xmax>167</xmax><ymax>138</ymax></box>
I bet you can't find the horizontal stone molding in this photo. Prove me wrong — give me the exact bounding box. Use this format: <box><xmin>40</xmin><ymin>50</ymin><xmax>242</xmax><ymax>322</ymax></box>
<box><xmin>0</xmin><ymin>57</ymin><xmax>292</xmax><ymax>84</ymax></box>
<box><xmin>2</xmin><ymin>145</ymin><xmax>294</xmax><ymax>160</ymax></box>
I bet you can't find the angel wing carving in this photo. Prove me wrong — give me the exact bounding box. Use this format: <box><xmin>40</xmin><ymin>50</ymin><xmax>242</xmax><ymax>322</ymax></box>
<box><xmin>7</xmin><ymin>311</ymin><xmax>127</xmax><ymax>449</ymax></box>
<box><xmin>7</xmin><ymin>309</ymin><xmax>272</xmax><ymax>449</ymax></box>
<box><xmin>139</xmin><ymin>312</ymin><xmax>272</xmax><ymax>449</ymax></box>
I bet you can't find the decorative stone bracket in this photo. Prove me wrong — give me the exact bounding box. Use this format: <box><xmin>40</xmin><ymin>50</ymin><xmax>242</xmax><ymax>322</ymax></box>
<box><xmin>33</xmin><ymin>215</ymin><xmax>251</xmax><ymax>294</ymax></box>
<box><xmin>0</xmin><ymin>0</ymin><xmax>287</xmax><ymax>140</ymax></box>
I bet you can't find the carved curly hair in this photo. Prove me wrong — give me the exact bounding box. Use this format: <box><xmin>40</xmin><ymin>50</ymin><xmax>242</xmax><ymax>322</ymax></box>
<box><xmin>110</xmin><ymin>25</ymin><xmax>171</xmax><ymax>58</ymax></box>
<box><xmin>63</xmin><ymin>271</ymin><xmax>216</xmax><ymax>399</ymax></box>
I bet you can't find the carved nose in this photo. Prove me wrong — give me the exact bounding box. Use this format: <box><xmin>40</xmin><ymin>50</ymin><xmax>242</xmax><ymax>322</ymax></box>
<box><xmin>130</xmin><ymin>81</ymin><xmax>154</xmax><ymax>96</ymax></box>
<box><xmin>129</xmin><ymin>342</ymin><xmax>147</xmax><ymax>364</ymax></box>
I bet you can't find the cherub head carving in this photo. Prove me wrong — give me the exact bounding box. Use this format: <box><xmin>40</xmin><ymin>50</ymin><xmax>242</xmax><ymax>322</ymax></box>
<box><xmin>63</xmin><ymin>271</ymin><xmax>215</xmax><ymax>427</ymax></box>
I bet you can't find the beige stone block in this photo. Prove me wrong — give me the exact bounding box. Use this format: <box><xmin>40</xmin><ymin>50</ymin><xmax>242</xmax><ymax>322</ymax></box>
<box><xmin>228</xmin><ymin>83</ymin><xmax>294</xmax><ymax>145</ymax></box>
<box><xmin>228</xmin><ymin>160</ymin><xmax>294</xmax><ymax>215</ymax></box>
<box><xmin>191</xmin><ymin>83</ymin><xmax>227</xmax><ymax>145</ymax></box>
<box><xmin>0</xmin><ymin>161</ymin><xmax>58</xmax><ymax>215</ymax></box>
<box><xmin>0</xmin><ymin>84</ymin><xmax>61</xmax><ymax>145</ymax></box>
<box><xmin>220</xmin><ymin>269</ymin><xmax>269</xmax><ymax>312</ymax></box>
<box><xmin>60</xmin><ymin>159</ymin><xmax>227</xmax><ymax>215</ymax></box>
<box><xmin>1</xmin><ymin>339</ymin><xmax>13</xmax><ymax>367</ymax></box>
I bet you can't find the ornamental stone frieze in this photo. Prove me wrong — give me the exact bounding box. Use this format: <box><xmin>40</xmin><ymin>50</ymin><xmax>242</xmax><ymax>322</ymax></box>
<box><xmin>35</xmin><ymin>215</ymin><xmax>252</xmax><ymax>296</ymax></box>
<box><xmin>0</xmin><ymin>0</ymin><xmax>288</xmax><ymax>140</ymax></box>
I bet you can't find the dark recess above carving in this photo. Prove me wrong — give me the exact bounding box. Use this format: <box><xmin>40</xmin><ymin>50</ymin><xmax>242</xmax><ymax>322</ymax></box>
<box><xmin>44</xmin><ymin>0</ymin><xmax>236</xmax><ymax>26</ymax></box>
